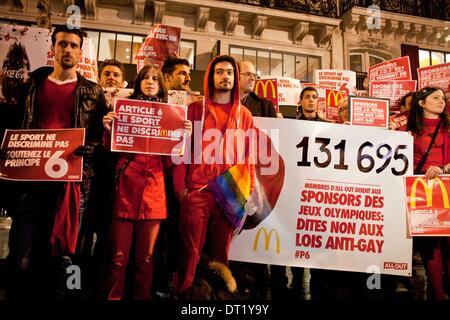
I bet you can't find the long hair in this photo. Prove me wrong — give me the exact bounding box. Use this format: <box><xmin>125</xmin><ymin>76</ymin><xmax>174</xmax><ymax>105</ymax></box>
<box><xmin>407</xmin><ymin>86</ymin><xmax>449</xmax><ymax>135</ymax></box>
<box><xmin>130</xmin><ymin>64</ymin><xmax>167</xmax><ymax>101</ymax></box>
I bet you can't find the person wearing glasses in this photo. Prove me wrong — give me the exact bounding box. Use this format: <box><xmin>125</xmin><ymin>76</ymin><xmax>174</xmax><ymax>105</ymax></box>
<box><xmin>238</xmin><ymin>61</ymin><xmax>279</xmax><ymax>118</ymax></box>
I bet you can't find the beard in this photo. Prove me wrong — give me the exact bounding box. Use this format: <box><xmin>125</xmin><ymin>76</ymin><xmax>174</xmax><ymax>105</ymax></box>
<box><xmin>59</xmin><ymin>56</ymin><xmax>77</xmax><ymax>69</ymax></box>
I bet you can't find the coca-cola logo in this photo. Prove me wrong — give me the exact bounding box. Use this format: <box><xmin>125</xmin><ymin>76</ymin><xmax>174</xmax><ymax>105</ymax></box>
<box><xmin>1</xmin><ymin>67</ymin><xmax>28</xmax><ymax>79</ymax></box>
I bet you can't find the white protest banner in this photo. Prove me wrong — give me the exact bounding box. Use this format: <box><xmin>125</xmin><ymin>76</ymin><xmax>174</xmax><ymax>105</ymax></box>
<box><xmin>0</xmin><ymin>24</ymin><xmax>98</xmax><ymax>106</ymax></box>
<box><xmin>229</xmin><ymin>118</ymin><xmax>413</xmax><ymax>276</ymax></box>
<box><xmin>315</xmin><ymin>69</ymin><xmax>356</xmax><ymax>98</ymax></box>
<box><xmin>0</xmin><ymin>128</ymin><xmax>85</xmax><ymax>181</ymax></box>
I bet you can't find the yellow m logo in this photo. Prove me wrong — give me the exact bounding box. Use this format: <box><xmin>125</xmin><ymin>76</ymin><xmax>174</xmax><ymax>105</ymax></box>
<box><xmin>255</xmin><ymin>80</ymin><xmax>277</xmax><ymax>99</ymax></box>
<box><xmin>410</xmin><ymin>177</ymin><xmax>450</xmax><ymax>209</ymax></box>
<box><xmin>326</xmin><ymin>90</ymin><xmax>345</xmax><ymax>107</ymax></box>
<box><xmin>253</xmin><ymin>227</ymin><xmax>280</xmax><ymax>253</ymax></box>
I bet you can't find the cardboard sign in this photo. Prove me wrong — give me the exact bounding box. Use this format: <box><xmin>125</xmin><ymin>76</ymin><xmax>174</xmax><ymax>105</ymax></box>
<box><xmin>349</xmin><ymin>96</ymin><xmax>389</xmax><ymax>128</ymax></box>
<box><xmin>405</xmin><ymin>176</ymin><xmax>450</xmax><ymax>236</ymax></box>
<box><xmin>111</xmin><ymin>98</ymin><xmax>187</xmax><ymax>155</ymax></box>
<box><xmin>0</xmin><ymin>129</ymin><xmax>85</xmax><ymax>181</ymax></box>
<box><xmin>369</xmin><ymin>56</ymin><xmax>411</xmax><ymax>82</ymax></box>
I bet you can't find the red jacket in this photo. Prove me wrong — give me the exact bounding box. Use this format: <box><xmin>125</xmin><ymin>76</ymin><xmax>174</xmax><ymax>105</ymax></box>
<box><xmin>113</xmin><ymin>153</ymin><xmax>167</xmax><ymax>220</ymax></box>
<box><xmin>173</xmin><ymin>56</ymin><xmax>254</xmax><ymax>193</ymax></box>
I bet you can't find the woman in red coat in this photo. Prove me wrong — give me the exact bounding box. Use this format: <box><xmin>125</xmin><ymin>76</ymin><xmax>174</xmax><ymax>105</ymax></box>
<box><xmin>407</xmin><ymin>86</ymin><xmax>450</xmax><ymax>300</ymax></box>
<box><xmin>102</xmin><ymin>64</ymin><xmax>191</xmax><ymax>300</ymax></box>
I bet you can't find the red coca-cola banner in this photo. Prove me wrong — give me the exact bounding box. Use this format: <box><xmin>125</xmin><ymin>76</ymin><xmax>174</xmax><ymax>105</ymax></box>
<box><xmin>111</xmin><ymin>98</ymin><xmax>187</xmax><ymax>155</ymax></box>
<box><xmin>0</xmin><ymin>129</ymin><xmax>85</xmax><ymax>181</ymax></box>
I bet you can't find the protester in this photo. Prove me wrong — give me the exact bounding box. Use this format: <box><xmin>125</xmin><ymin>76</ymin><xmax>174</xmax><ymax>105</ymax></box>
<box><xmin>6</xmin><ymin>24</ymin><xmax>107</xmax><ymax>299</ymax></box>
<box><xmin>151</xmin><ymin>57</ymin><xmax>199</xmax><ymax>299</ymax></box>
<box><xmin>172</xmin><ymin>55</ymin><xmax>255</xmax><ymax>296</ymax></box>
<box><xmin>399</xmin><ymin>91</ymin><xmax>414</xmax><ymax>112</ymax></box>
<box><xmin>102</xmin><ymin>64</ymin><xmax>191</xmax><ymax>300</ymax></box>
<box><xmin>99</xmin><ymin>59</ymin><xmax>126</xmax><ymax>89</ymax></box>
<box><xmin>406</xmin><ymin>86</ymin><xmax>450</xmax><ymax>300</ymax></box>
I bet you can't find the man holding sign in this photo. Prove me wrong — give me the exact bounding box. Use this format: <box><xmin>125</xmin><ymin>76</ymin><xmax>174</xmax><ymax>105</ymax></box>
<box><xmin>4</xmin><ymin>25</ymin><xmax>107</xmax><ymax>299</ymax></box>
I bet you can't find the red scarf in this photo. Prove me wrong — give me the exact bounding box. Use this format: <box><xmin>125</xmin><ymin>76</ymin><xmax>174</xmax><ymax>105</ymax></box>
<box><xmin>49</xmin><ymin>182</ymin><xmax>81</xmax><ymax>256</ymax></box>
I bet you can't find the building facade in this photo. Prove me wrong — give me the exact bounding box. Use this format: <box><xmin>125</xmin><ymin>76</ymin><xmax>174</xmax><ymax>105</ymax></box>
<box><xmin>1</xmin><ymin>0</ymin><xmax>449</xmax><ymax>93</ymax></box>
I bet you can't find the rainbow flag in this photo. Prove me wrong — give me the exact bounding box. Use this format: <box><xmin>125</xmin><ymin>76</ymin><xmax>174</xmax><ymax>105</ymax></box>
<box><xmin>208</xmin><ymin>164</ymin><xmax>251</xmax><ymax>228</ymax></box>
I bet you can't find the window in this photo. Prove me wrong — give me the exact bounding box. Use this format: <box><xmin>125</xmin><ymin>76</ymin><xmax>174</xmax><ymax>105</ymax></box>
<box><xmin>229</xmin><ymin>45</ymin><xmax>321</xmax><ymax>82</ymax></box>
<box><xmin>84</xmin><ymin>29</ymin><xmax>196</xmax><ymax>68</ymax></box>
<box><xmin>349</xmin><ymin>51</ymin><xmax>387</xmax><ymax>72</ymax></box>
<box><xmin>419</xmin><ymin>49</ymin><xmax>450</xmax><ymax>67</ymax></box>
<box><xmin>98</xmin><ymin>32</ymin><xmax>116</xmax><ymax>61</ymax></box>
<box><xmin>115</xmin><ymin>34</ymin><xmax>132</xmax><ymax>64</ymax></box>
<box><xmin>180</xmin><ymin>40</ymin><xmax>196</xmax><ymax>69</ymax></box>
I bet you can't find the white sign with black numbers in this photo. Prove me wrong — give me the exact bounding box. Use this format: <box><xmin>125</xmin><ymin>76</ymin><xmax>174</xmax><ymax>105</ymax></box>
<box><xmin>229</xmin><ymin>118</ymin><xmax>414</xmax><ymax>276</ymax></box>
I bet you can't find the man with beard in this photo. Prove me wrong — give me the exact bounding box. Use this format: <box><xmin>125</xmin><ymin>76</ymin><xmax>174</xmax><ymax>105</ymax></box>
<box><xmin>6</xmin><ymin>25</ymin><xmax>106</xmax><ymax>299</ymax></box>
<box><xmin>172</xmin><ymin>55</ymin><xmax>254</xmax><ymax>297</ymax></box>
<box><xmin>152</xmin><ymin>57</ymin><xmax>199</xmax><ymax>299</ymax></box>
<box><xmin>162</xmin><ymin>57</ymin><xmax>202</xmax><ymax>105</ymax></box>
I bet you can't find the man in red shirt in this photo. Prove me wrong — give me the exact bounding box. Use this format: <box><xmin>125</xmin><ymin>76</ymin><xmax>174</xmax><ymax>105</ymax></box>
<box><xmin>172</xmin><ymin>55</ymin><xmax>254</xmax><ymax>296</ymax></box>
<box><xmin>6</xmin><ymin>25</ymin><xmax>106</xmax><ymax>299</ymax></box>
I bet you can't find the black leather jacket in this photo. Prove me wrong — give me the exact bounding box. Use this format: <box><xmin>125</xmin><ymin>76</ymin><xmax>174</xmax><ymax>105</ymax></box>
<box><xmin>21</xmin><ymin>66</ymin><xmax>107</xmax><ymax>149</ymax></box>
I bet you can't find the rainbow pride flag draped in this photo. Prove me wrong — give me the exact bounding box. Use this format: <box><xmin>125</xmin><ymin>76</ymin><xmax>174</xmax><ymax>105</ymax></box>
<box><xmin>208</xmin><ymin>164</ymin><xmax>251</xmax><ymax>228</ymax></box>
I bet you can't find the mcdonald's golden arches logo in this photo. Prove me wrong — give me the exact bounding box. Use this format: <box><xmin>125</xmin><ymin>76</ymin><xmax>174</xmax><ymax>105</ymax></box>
<box><xmin>410</xmin><ymin>177</ymin><xmax>450</xmax><ymax>209</ymax></box>
<box><xmin>255</xmin><ymin>79</ymin><xmax>277</xmax><ymax>99</ymax></box>
<box><xmin>326</xmin><ymin>90</ymin><xmax>345</xmax><ymax>107</ymax></box>
<box><xmin>253</xmin><ymin>227</ymin><xmax>280</xmax><ymax>253</ymax></box>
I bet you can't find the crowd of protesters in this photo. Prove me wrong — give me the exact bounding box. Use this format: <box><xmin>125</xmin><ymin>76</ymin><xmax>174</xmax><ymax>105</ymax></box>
<box><xmin>0</xmin><ymin>24</ymin><xmax>449</xmax><ymax>301</ymax></box>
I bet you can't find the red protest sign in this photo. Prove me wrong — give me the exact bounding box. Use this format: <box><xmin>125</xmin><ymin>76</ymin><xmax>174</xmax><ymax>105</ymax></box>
<box><xmin>0</xmin><ymin>129</ymin><xmax>85</xmax><ymax>181</ymax></box>
<box><xmin>368</xmin><ymin>56</ymin><xmax>411</xmax><ymax>82</ymax></box>
<box><xmin>369</xmin><ymin>80</ymin><xmax>417</xmax><ymax>113</ymax></box>
<box><xmin>389</xmin><ymin>110</ymin><xmax>409</xmax><ymax>130</ymax></box>
<box><xmin>349</xmin><ymin>96</ymin><xmax>389</xmax><ymax>128</ymax></box>
<box><xmin>418</xmin><ymin>62</ymin><xmax>450</xmax><ymax>94</ymax></box>
<box><xmin>111</xmin><ymin>98</ymin><xmax>187</xmax><ymax>155</ymax></box>
<box><xmin>405</xmin><ymin>176</ymin><xmax>450</xmax><ymax>236</ymax></box>
<box><xmin>254</xmin><ymin>78</ymin><xmax>279</xmax><ymax>111</ymax></box>
<box><xmin>135</xmin><ymin>24</ymin><xmax>181</xmax><ymax>72</ymax></box>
